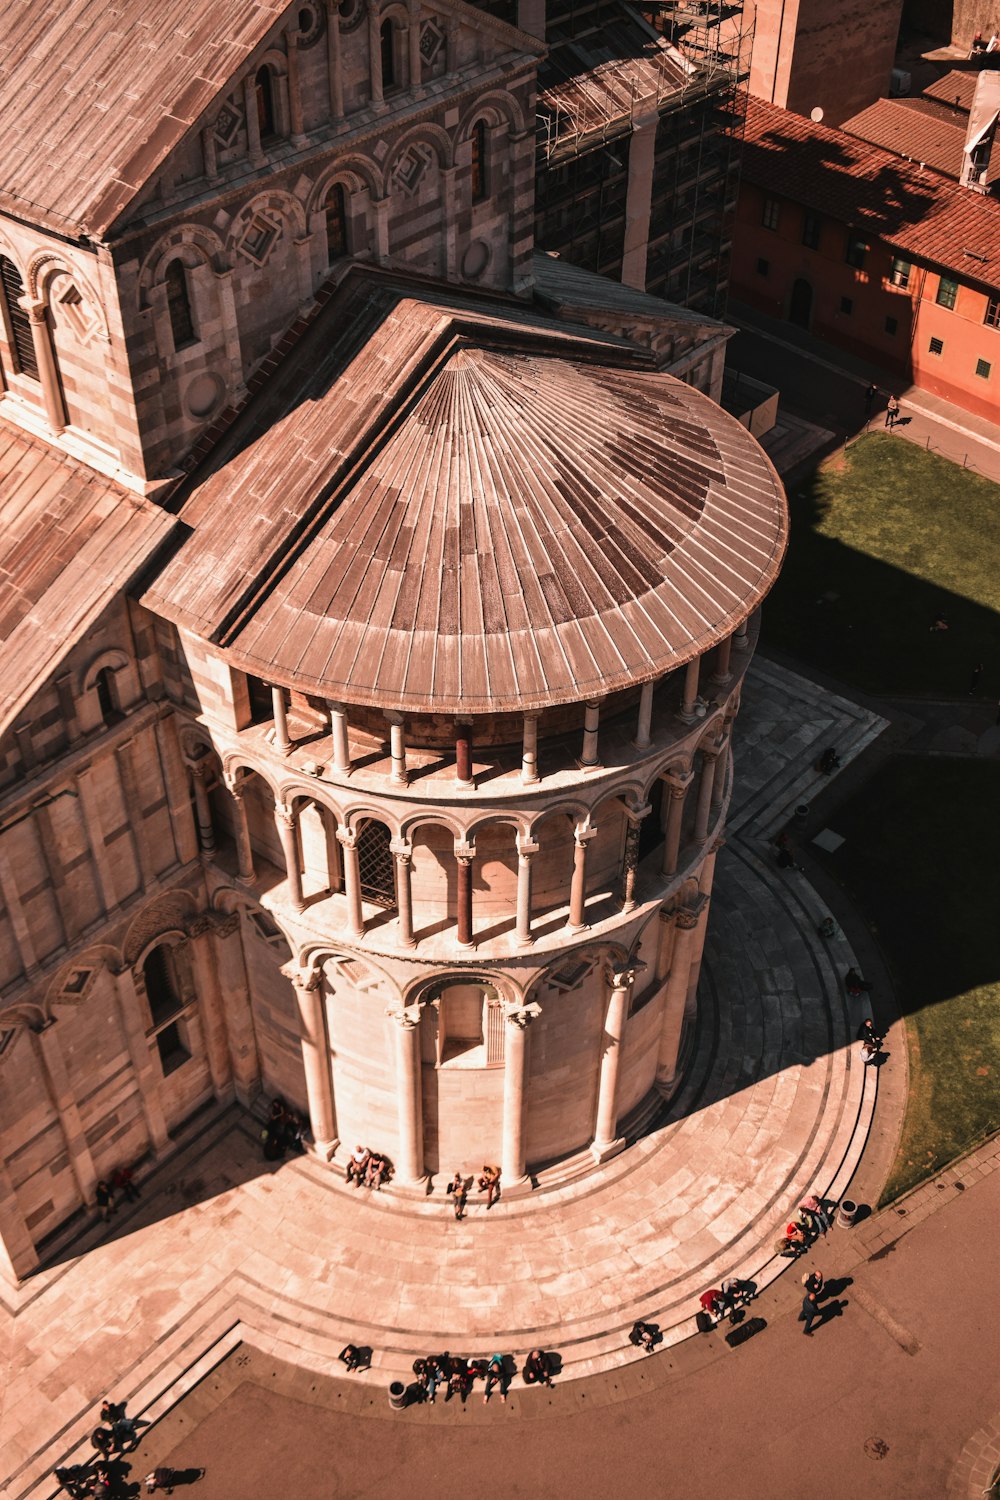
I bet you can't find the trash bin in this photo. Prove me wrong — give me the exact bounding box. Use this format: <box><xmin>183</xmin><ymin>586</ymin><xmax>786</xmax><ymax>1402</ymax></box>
<box><xmin>388</xmin><ymin>1381</ymin><xmax>407</xmax><ymax>1410</ymax></box>
<box><xmin>794</xmin><ymin>803</ymin><xmax>810</xmax><ymax>824</ymax></box>
<box><xmin>836</xmin><ymin>1199</ymin><xmax>858</xmax><ymax>1229</ymax></box>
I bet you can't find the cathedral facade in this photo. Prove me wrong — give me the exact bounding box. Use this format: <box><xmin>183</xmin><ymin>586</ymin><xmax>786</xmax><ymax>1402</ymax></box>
<box><xmin>0</xmin><ymin>0</ymin><xmax>785</xmax><ymax>1282</ymax></box>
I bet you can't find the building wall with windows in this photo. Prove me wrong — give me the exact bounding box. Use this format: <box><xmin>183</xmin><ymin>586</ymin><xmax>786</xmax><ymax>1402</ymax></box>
<box><xmin>733</xmin><ymin>97</ymin><xmax>1000</xmax><ymax>422</ymax></box>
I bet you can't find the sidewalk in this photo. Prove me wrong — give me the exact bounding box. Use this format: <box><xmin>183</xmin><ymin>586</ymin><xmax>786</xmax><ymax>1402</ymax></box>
<box><xmin>728</xmin><ymin>304</ymin><xmax>1000</xmax><ymax>482</ymax></box>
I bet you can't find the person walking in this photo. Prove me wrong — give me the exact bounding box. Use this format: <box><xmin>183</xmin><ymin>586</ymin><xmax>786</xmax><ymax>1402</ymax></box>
<box><xmin>800</xmin><ymin>1288</ymin><xmax>820</xmax><ymax>1336</ymax></box>
<box><xmin>477</xmin><ymin>1164</ymin><xmax>501</xmax><ymax>1209</ymax></box>
<box><xmin>863</xmin><ymin>382</ymin><xmax>877</xmax><ymax>419</ymax></box>
<box><xmin>95</xmin><ymin>1181</ymin><xmax>116</xmax><ymax>1223</ymax></box>
<box><xmin>885</xmin><ymin>394</ymin><xmax>900</xmax><ymax>429</ymax></box>
<box><xmin>968</xmin><ymin>662</ymin><xmax>984</xmax><ymax>695</ymax></box>
<box><xmin>447</xmin><ymin>1170</ymin><xmax>467</xmax><ymax>1220</ymax></box>
<box><xmin>111</xmin><ymin>1413</ymin><xmax>149</xmax><ymax>1451</ymax></box>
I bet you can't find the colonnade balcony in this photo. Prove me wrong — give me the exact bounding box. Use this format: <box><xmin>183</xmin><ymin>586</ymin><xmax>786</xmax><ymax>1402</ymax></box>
<box><xmin>225</xmin><ymin>615</ymin><xmax>756</xmax><ymax>803</ymax></box>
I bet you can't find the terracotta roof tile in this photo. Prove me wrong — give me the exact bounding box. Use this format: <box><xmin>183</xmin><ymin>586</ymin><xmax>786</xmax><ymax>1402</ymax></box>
<box><xmin>145</xmin><ymin>272</ymin><xmax>786</xmax><ymax>713</ymax></box>
<box><xmin>0</xmin><ymin>425</ymin><xmax>175</xmax><ymax>733</ymax></box>
<box><xmin>842</xmin><ymin>97</ymin><xmax>966</xmax><ymax>179</ymax></box>
<box><xmin>743</xmin><ymin>96</ymin><xmax>1000</xmax><ymax>291</ymax></box>
<box><xmin>0</xmin><ymin>0</ymin><xmax>288</xmax><ymax>237</ymax></box>
<box><xmin>923</xmin><ymin>68</ymin><xmax>980</xmax><ymax>113</ymax></box>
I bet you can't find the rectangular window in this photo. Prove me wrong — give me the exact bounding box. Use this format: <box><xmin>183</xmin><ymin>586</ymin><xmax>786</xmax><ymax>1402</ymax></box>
<box><xmin>936</xmin><ymin>276</ymin><xmax>958</xmax><ymax>310</ymax></box>
<box><xmin>761</xmin><ymin>197</ymin><xmax>780</xmax><ymax>231</ymax></box>
<box><xmin>802</xmin><ymin>212</ymin><xmax>820</xmax><ymax>250</ymax></box>
<box><xmin>756</xmin><ymin>257</ymin><xmax>769</xmax><ymax>276</ymax></box>
<box><xmin>840</xmin><ymin>296</ymin><xmax>853</xmax><ymax>315</ymax></box>
<box><xmin>890</xmin><ymin>257</ymin><xmax>911</xmax><ymax>288</ymax></box>
<box><xmin>846</xmin><ymin>235</ymin><xmax>867</xmax><ymax>269</ymax></box>
<box><xmin>155</xmin><ymin>1022</ymin><xmax>190</xmax><ymax>1076</ymax></box>
<box><xmin>929</xmin><ymin>336</ymin><xmax>944</xmax><ymax>355</ymax></box>
<box><xmin>975</xmin><ymin>358</ymin><xmax>991</xmax><ymax>379</ymax></box>
<box><xmin>885</xmin><ymin>315</ymin><xmax>898</xmax><ymax>335</ymax></box>
<box><xmin>985</xmin><ymin>296</ymin><xmax>1000</xmax><ymax>328</ymax></box>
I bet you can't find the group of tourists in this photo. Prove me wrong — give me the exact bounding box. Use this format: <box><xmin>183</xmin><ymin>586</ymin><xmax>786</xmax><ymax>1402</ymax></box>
<box><xmin>397</xmin><ymin>1349</ymin><xmax>553</xmax><ymax>1405</ymax></box>
<box><xmin>446</xmin><ymin>1164</ymin><xmax>501</xmax><ymax>1219</ymax></box>
<box><xmin>774</xmin><ymin>1194</ymin><xmax>833</xmax><ymax>1259</ymax></box>
<box><xmin>54</xmin><ymin>1400</ymin><xmax>151</xmax><ymax>1497</ymax></box>
<box><xmin>345</xmin><ymin>1143</ymin><xmax>391</xmax><ymax>1189</ymax></box>
<box><xmin>261</xmin><ymin>1098</ymin><xmax>306</xmax><ymax>1161</ymax></box>
<box><xmin>94</xmin><ymin>1166</ymin><xmax>141</xmax><ymax>1223</ymax></box>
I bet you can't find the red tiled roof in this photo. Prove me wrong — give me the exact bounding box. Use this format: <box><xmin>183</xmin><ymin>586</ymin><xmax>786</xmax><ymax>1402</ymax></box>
<box><xmin>0</xmin><ymin>0</ymin><xmax>289</xmax><ymax>238</ymax></box>
<box><xmin>923</xmin><ymin>69</ymin><xmax>980</xmax><ymax>114</ymax></box>
<box><xmin>742</xmin><ymin>96</ymin><xmax>1000</xmax><ymax>291</ymax></box>
<box><xmin>841</xmin><ymin>97</ymin><xmax>965</xmax><ymax>179</ymax></box>
<box><xmin>0</xmin><ymin>425</ymin><xmax>175</xmax><ymax>733</ymax></box>
<box><xmin>145</xmin><ymin>270</ymin><xmax>786</xmax><ymax>714</ymax></box>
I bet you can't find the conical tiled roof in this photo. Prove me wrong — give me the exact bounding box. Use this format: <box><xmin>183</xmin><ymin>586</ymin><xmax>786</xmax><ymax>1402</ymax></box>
<box><xmin>148</xmin><ymin>276</ymin><xmax>787</xmax><ymax>712</ymax></box>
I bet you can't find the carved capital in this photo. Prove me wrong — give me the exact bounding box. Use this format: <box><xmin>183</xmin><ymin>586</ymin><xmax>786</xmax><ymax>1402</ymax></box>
<box><xmin>390</xmin><ymin>838</ymin><xmax>413</xmax><ymax>863</ymax></box>
<box><xmin>453</xmin><ymin>840</ymin><xmax>475</xmax><ymax>864</ymax></box>
<box><xmin>665</xmin><ymin>769</ymin><xmax>695</xmax><ymax>797</ymax></box>
<box><xmin>573</xmin><ymin>822</ymin><xmax>597</xmax><ymax>847</ymax></box>
<box><xmin>337</xmin><ymin>826</ymin><xmax>359</xmax><ymax>850</ymax></box>
<box><xmin>282</xmin><ymin>963</ymin><xmax>322</xmax><ymax>992</ymax></box>
<box><xmin>516</xmin><ymin>836</ymin><xmax>540</xmax><ymax>859</ymax></box>
<box><xmin>385</xmin><ymin>1003</ymin><xmax>422</xmax><ymax>1030</ymax></box>
<box><xmin>274</xmin><ymin>804</ymin><xmax>297</xmax><ymax>830</ymax></box>
<box><xmin>624</xmin><ymin>801</ymin><xmax>652</xmax><ymax>826</ymax></box>
<box><xmin>675</xmin><ymin>908</ymin><xmax>700</xmax><ymax>932</ymax></box>
<box><xmin>184</xmin><ymin>913</ymin><xmax>215</xmax><ymax>940</ymax></box>
<box><xmin>604</xmin><ymin>961</ymin><xmax>645</xmax><ymax>991</ymax></box>
<box><xmin>503</xmin><ymin>999</ymin><xmax>541</xmax><ymax>1029</ymax></box>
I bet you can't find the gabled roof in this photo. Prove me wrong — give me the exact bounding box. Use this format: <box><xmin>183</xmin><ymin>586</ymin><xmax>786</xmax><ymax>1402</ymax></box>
<box><xmin>0</xmin><ymin>0</ymin><xmax>290</xmax><ymax>238</ymax></box>
<box><xmin>0</xmin><ymin>425</ymin><xmax>175</xmax><ymax>734</ymax></box>
<box><xmin>841</xmin><ymin>98</ymin><xmax>965</xmax><ymax>180</ymax></box>
<box><xmin>923</xmin><ymin>69</ymin><xmax>980</xmax><ymax>115</ymax></box>
<box><xmin>742</xmin><ymin>96</ymin><xmax>1000</xmax><ymax>292</ymax></box>
<box><xmin>145</xmin><ymin>269</ymin><xmax>786</xmax><ymax>714</ymax></box>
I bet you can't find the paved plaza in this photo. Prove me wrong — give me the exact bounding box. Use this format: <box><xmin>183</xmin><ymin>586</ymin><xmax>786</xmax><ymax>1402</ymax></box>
<box><xmin>0</xmin><ymin>658</ymin><xmax>900</xmax><ymax>1498</ymax></box>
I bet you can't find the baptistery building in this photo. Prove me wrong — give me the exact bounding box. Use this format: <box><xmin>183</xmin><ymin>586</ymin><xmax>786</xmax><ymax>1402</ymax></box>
<box><xmin>0</xmin><ymin>0</ymin><xmax>784</xmax><ymax>1282</ymax></box>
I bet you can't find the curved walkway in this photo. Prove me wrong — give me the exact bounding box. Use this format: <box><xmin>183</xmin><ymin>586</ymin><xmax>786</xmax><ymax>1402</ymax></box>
<box><xmin>0</xmin><ymin>662</ymin><xmax>892</xmax><ymax>1498</ymax></box>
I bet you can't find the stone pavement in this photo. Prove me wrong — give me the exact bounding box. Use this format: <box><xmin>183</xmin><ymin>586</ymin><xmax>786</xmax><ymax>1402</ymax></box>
<box><xmin>0</xmin><ymin>660</ymin><xmax>892</xmax><ymax>1499</ymax></box>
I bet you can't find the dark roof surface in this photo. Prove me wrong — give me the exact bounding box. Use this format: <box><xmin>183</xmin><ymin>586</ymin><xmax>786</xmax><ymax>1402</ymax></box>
<box><xmin>0</xmin><ymin>426</ymin><xmax>175</xmax><ymax>733</ymax></box>
<box><xmin>743</xmin><ymin>96</ymin><xmax>1000</xmax><ymax>290</ymax></box>
<box><xmin>145</xmin><ymin>272</ymin><xmax>786</xmax><ymax>714</ymax></box>
<box><xmin>0</xmin><ymin>0</ymin><xmax>288</xmax><ymax>238</ymax></box>
<box><xmin>841</xmin><ymin>97</ymin><xmax>965</xmax><ymax>179</ymax></box>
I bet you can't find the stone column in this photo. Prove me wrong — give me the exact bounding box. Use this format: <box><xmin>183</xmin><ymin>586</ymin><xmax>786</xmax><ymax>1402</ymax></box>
<box><xmin>592</xmin><ymin>964</ymin><xmax>638</xmax><ymax>1161</ymax></box>
<box><xmin>112</xmin><ymin>965</ymin><xmax>170</xmax><ymax>1153</ymax></box>
<box><xmin>225</xmin><ymin>777</ymin><xmax>256</xmax><ymax>884</ymax></box>
<box><xmin>286</xmin><ymin>26</ymin><xmax>307</xmax><ymax>146</ymax></box>
<box><xmin>32</xmin><ymin>1021</ymin><xmax>98</xmax><ymax>1206</ymax></box>
<box><xmin>521</xmin><ymin>712</ymin><xmax>540</xmax><ymax>784</ymax></box>
<box><xmin>326</xmin><ymin>1</ymin><xmax>345</xmax><ymax>118</ymax></box>
<box><xmin>0</xmin><ymin>1152</ymin><xmax>37</xmax><ymax>1284</ymax></box>
<box><xmin>735</xmin><ymin>615</ymin><xmax>750</xmax><ymax>646</ymax></box>
<box><xmin>567</xmin><ymin>822</ymin><xmax>596</xmax><ymax>931</ymax></box>
<box><xmin>654</xmin><ymin>904</ymin><xmax>675</xmax><ymax>983</ymax></box>
<box><xmin>386</xmin><ymin>711</ymin><xmax>408</xmax><ymax>784</ymax></box>
<box><xmin>654</xmin><ymin>904</ymin><xmax>702</xmax><ymax>1095</ymax></box>
<box><xmin>634</xmin><ymin>680</ymin><xmax>656</xmax><ymax>750</ymax></box>
<box><xmin>580</xmin><ymin>700</ymin><xmax>602</xmax><ymax>768</ymax></box>
<box><xmin>455</xmin><ymin>842</ymin><xmax>474</xmax><ymax>948</ymax></box>
<box><xmin>710</xmin><ymin>634</ymin><xmax>733</xmax><ymax>687</ymax></box>
<box><xmin>329</xmin><ymin>702</ymin><xmax>351</xmax><ymax>774</ymax></box>
<box><xmin>515</xmin><ymin>836</ymin><xmax>539</xmax><ymax>947</ymax></box>
<box><xmin>244</xmin><ymin>74</ymin><xmax>264</xmax><ymax>163</ymax></box>
<box><xmin>337</xmin><ymin>827</ymin><xmax>365</xmax><ymax>937</ymax></box>
<box><xmin>455</xmin><ymin>721</ymin><xmax>473</xmax><ymax>785</ymax></box>
<box><xmin>373</xmin><ymin>195</ymin><xmax>391</xmax><ymax>264</ymax></box>
<box><xmin>368</xmin><ymin>5</ymin><xmax>384</xmax><ymax>106</ymax></box>
<box><xmin>272</xmin><ymin>686</ymin><xmax>292</xmax><ymax>755</ymax></box>
<box><xmin>190</xmin><ymin>763</ymin><xmax>216</xmax><ymax>855</ymax></box>
<box><xmin>661</xmin><ymin>771</ymin><xmax>693</xmax><ymax>878</ymax></box>
<box><xmin>686</xmin><ymin>843</ymin><xmax>721</xmax><ymax>1021</ymax></box>
<box><xmin>213</xmin><ymin>912</ymin><xmax>261</xmax><ymax>1104</ymax></box>
<box><xmin>287</xmin><ymin>966</ymin><xmax>338</xmax><ymax>1159</ymax></box>
<box><xmin>391</xmin><ymin>839</ymin><xmax>416</xmax><ymax>948</ymax></box>
<box><xmin>441</xmin><ymin>165</ymin><xmax>458</xmax><ymax>280</ymax></box>
<box><xmin>23</xmin><ymin>300</ymin><xmax>67</xmax><ymax>432</ymax></box>
<box><xmin>693</xmin><ymin>747</ymin><xmax>721</xmax><ymax>845</ymax></box>
<box><xmin>501</xmin><ymin>1000</ymin><xmax>541</xmax><ymax>1185</ymax></box>
<box><xmin>678</xmin><ymin>657</ymin><xmax>701</xmax><ymax>722</ymax></box>
<box><xmin>275</xmin><ymin>805</ymin><xmax>305</xmax><ymax>912</ymax></box>
<box><xmin>619</xmin><ymin>803</ymin><xmax>650</xmax><ymax>912</ymax></box>
<box><xmin>184</xmin><ymin>915</ymin><xmax>236</xmax><ymax>1101</ymax></box>
<box><xmin>621</xmin><ymin>111</ymin><xmax>658</xmax><ymax>290</ymax></box>
<box><xmin>407</xmin><ymin>0</ymin><xmax>423</xmax><ymax>93</ymax></box>
<box><xmin>386</xmin><ymin>1004</ymin><xmax>425</xmax><ymax>1183</ymax></box>
<box><xmin>710</xmin><ymin>737</ymin><xmax>730</xmax><ymax>822</ymax></box>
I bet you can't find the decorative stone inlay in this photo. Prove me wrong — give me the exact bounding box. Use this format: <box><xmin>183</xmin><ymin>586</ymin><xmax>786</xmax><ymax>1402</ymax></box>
<box><xmin>238</xmin><ymin>211</ymin><xmax>283</xmax><ymax>266</ymax></box>
<box><xmin>213</xmin><ymin>99</ymin><xmax>243</xmax><ymax>145</ymax></box>
<box><xmin>419</xmin><ymin>18</ymin><xmax>444</xmax><ymax>63</ymax></box>
<box><xmin>393</xmin><ymin>144</ymin><xmax>434</xmax><ymax>195</ymax></box>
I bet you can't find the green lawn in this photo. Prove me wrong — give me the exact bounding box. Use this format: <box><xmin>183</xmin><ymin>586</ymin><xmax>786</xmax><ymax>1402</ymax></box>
<box><xmin>820</xmin><ymin>756</ymin><xmax>1000</xmax><ymax>1203</ymax></box>
<box><xmin>764</xmin><ymin>434</ymin><xmax>1000</xmax><ymax>697</ymax></box>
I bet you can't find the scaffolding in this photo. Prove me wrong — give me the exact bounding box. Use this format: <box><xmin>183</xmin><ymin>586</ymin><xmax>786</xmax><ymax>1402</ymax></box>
<box><xmin>534</xmin><ymin>0</ymin><xmax>754</xmax><ymax>318</ymax></box>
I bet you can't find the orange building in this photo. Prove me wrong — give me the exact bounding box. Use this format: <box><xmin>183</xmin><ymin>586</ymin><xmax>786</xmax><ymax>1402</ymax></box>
<box><xmin>732</xmin><ymin>97</ymin><xmax>1000</xmax><ymax>422</ymax></box>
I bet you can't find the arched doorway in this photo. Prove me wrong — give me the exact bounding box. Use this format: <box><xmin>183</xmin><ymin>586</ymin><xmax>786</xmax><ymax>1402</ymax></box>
<box><xmin>418</xmin><ymin>975</ymin><xmax>506</xmax><ymax>1173</ymax></box>
<box><xmin>789</xmin><ymin>278</ymin><xmax>813</xmax><ymax>329</ymax></box>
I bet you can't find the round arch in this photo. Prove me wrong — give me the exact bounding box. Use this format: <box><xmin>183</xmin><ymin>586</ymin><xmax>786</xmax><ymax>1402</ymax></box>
<box><xmin>307</xmin><ymin>154</ymin><xmax>385</xmax><ymax>213</ymax></box>
<box><xmin>456</xmin><ymin>89</ymin><xmax>525</xmax><ymax>140</ymax></box>
<box><xmin>383</xmin><ymin>120</ymin><xmax>454</xmax><ymax>176</ymax></box>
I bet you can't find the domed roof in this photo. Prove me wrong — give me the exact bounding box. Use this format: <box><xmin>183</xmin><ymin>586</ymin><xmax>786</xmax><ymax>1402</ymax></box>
<box><xmin>148</xmin><ymin>280</ymin><xmax>787</xmax><ymax>713</ymax></box>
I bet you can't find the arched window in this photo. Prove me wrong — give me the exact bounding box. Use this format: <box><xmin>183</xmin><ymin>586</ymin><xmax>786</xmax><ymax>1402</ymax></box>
<box><xmin>471</xmin><ymin>120</ymin><xmax>488</xmax><ymax>204</ymax></box>
<box><xmin>325</xmin><ymin>184</ymin><xmax>349</xmax><ymax>261</ymax></box>
<box><xmin>255</xmin><ymin>65</ymin><xmax>276</xmax><ymax>139</ymax></box>
<box><xmin>357</xmin><ymin>819</ymin><xmax>396</xmax><ymax>907</ymax></box>
<box><xmin>164</xmin><ymin>259</ymin><xmax>196</xmax><ymax>350</ymax></box>
<box><xmin>0</xmin><ymin>257</ymin><xmax>39</xmax><ymax>379</ymax></box>
<box><xmin>143</xmin><ymin>946</ymin><xmax>182</xmax><ymax>1027</ymax></box>
<box><xmin>380</xmin><ymin>19</ymin><xmax>398</xmax><ymax>91</ymax></box>
<box><xmin>94</xmin><ymin>666</ymin><xmax>118</xmax><ymax>723</ymax></box>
